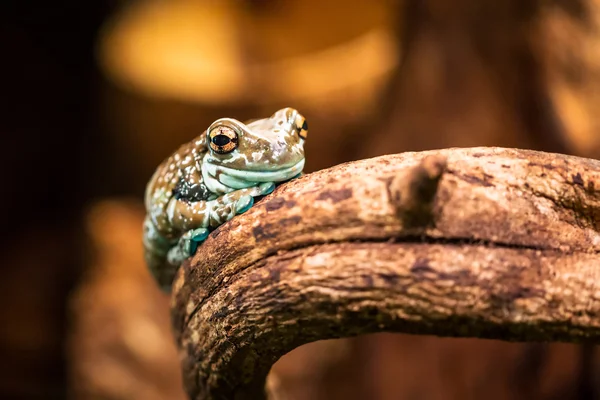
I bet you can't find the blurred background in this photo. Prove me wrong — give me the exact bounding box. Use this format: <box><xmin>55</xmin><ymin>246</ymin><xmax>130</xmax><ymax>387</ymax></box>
<box><xmin>2</xmin><ymin>0</ymin><xmax>600</xmax><ymax>398</ymax></box>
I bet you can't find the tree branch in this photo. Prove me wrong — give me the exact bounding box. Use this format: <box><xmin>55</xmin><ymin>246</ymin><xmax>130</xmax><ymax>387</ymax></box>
<box><xmin>171</xmin><ymin>147</ymin><xmax>600</xmax><ymax>400</ymax></box>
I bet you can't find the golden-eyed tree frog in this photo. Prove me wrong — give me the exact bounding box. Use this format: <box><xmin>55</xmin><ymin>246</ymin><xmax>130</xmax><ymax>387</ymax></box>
<box><xmin>143</xmin><ymin>107</ymin><xmax>308</xmax><ymax>291</ymax></box>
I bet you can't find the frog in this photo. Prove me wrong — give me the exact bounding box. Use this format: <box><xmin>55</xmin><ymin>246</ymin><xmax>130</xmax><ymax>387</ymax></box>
<box><xmin>143</xmin><ymin>107</ymin><xmax>308</xmax><ymax>292</ymax></box>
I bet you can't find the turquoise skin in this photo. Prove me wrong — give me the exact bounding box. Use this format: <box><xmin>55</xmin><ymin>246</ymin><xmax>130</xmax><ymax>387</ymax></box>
<box><xmin>143</xmin><ymin>107</ymin><xmax>308</xmax><ymax>291</ymax></box>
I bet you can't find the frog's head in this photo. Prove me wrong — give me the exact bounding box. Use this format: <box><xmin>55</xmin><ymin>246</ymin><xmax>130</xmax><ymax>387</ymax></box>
<box><xmin>201</xmin><ymin>107</ymin><xmax>307</xmax><ymax>194</ymax></box>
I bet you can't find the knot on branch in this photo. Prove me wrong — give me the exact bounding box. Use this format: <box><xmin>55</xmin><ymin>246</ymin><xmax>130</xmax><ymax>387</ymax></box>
<box><xmin>389</xmin><ymin>154</ymin><xmax>447</xmax><ymax>228</ymax></box>
<box><xmin>171</xmin><ymin>147</ymin><xmax>600</xmax><ymax>400</ymax></box>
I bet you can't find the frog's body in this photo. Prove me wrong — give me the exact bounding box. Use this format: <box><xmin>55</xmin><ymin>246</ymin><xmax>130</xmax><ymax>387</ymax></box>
<box><xmin>143</xmin><ymin>107</ymin><xmax>308</xmax><ymax>291</ymax></box>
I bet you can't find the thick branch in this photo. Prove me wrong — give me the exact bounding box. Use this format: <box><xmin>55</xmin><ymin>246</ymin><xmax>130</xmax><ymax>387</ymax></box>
<box><xmin>171</xmin><ymin>147</ymin><xmax>600</xmax><ymax>400</ymax></box>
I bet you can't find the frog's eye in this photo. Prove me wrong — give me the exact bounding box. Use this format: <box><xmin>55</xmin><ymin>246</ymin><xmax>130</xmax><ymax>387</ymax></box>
<box><xmin>208</xmin><ymin>126</ymin><xmax>239</xmax><ymax>154</ymax></box>
<box><xmin>295</xmin><ymin>115</ymin><xmax>308</xmax><ymax>140</ymax></box>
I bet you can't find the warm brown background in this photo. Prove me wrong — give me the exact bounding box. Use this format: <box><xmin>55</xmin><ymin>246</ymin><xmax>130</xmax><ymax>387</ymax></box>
<box><xmin>3</xmin><ymin>0</ymin><xmax>600</xmax><ymax>399</ymax></box>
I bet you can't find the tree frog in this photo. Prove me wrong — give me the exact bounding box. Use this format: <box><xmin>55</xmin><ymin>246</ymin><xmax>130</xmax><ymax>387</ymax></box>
<box><xmin>143</xmin><ymin>107</ymin><xmax>308</xmax><ymax>291</ymax></box>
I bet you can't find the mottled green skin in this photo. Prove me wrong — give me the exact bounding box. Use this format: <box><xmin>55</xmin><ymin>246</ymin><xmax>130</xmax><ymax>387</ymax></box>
<box><xmin>143</xmin><ymin>107</ymin><xmax>307</xmax><ymax>291</ymax></box>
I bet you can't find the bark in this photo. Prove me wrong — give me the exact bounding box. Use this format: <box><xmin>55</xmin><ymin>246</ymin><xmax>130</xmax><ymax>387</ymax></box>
<box><xmin>171</xmin><ymin>147</ymin><xmax>600</xmax><ymax>400</ymax></box>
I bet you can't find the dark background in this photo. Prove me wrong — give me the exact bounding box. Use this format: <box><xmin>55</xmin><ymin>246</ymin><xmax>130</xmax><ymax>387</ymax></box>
<box><xmin>1</xmin><ymin>1</ymin><xmax>109</xmax><ymax>397</ymax></box>
<box><xmin>1</xmin><ymin>0</ymin><xmax>599</xmax><ymax>399</ymax></box>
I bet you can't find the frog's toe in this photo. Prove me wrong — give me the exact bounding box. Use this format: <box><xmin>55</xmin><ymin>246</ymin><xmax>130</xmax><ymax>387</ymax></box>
<box><xmin>259</xmin><ymin>182</ymin><xmax>276</xmax><ymax>195</ymax></box>
<box><xmin>189</xmin><ymin>228</ymin><xmax>209</xmax><ymax>254</ymax></box>
<box><xmin>235</xmin><ymin>195</ymin><xmax>254</xmax><ymax>215</ymax></box>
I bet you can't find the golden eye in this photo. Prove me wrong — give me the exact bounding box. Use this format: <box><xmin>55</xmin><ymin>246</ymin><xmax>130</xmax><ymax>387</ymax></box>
<box><xmin>208</xmin><ymin>126</ymin><xmax>238</xmax><ymax>154</ymax></box>
<box><xmin>295</xmin><ymin>114</ymin><xmax>308</xmax><ymax>140</ymax></box>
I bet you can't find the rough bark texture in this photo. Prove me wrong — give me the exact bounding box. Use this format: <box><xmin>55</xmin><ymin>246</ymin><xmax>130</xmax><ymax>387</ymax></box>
<box><xmin>172</xmin><ymin>147</ymin><xmax>600</xmax><ymax>400</ymax></box>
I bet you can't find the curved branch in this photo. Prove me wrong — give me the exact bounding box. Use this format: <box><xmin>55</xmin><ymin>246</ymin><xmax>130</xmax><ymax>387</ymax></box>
<box><xmin>171</xmin><ymin>147</ymin><xmax>600</xmax><ymax>400</ymax></box>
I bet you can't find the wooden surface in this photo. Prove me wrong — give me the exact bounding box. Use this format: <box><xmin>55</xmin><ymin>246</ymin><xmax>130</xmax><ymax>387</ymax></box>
<box><xmin>172</xmin><ymin>147</ymin><xmax>600</xmax><ymax>399</ymax></box>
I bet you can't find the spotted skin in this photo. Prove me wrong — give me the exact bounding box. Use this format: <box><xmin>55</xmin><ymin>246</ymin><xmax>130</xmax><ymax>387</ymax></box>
<box><xmin>143</xmin><ymin>107</ymin><xmax>308</xmax><ymax>291</ymax></box>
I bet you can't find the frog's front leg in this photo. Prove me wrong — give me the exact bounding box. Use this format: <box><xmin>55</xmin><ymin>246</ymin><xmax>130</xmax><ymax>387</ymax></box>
<box><xmin>166</xmin><ymin>182</ymin><xmax>275</xmax><ymax>265</ymax></box>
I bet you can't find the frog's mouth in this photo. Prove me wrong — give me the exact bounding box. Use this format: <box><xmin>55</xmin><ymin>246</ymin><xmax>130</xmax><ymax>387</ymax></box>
<box><xmin>203</xmin><ymin>159</ymin><xmax>305</xmax><ymax>192</ymax></box>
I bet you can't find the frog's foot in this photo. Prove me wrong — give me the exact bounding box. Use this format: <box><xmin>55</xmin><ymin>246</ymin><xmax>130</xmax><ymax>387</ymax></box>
<box><xmin>258</xmin><ymin>181</ymin><xmax>276</xmax><ymax>195</ymax></box>
<box><xmin>233</xmin><ymin>182</ymin><xmax>275</xmax><ymax>215</ymax></box>
<box><xmin>234</xmin><ymin>195</ymin><xmax>254</xmax><ymax>215</ymax></box>
<box><xmin>166</xmin><ymin>228</ymin><xmax>210</xmax><ymax>266</ymax></box>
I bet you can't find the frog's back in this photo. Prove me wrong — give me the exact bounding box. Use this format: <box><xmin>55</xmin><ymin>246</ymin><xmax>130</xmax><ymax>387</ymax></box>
<box><xmin>145</xmin><ymin>134</ymin><xmax>207</xmax><ymax>236</ymax></box>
